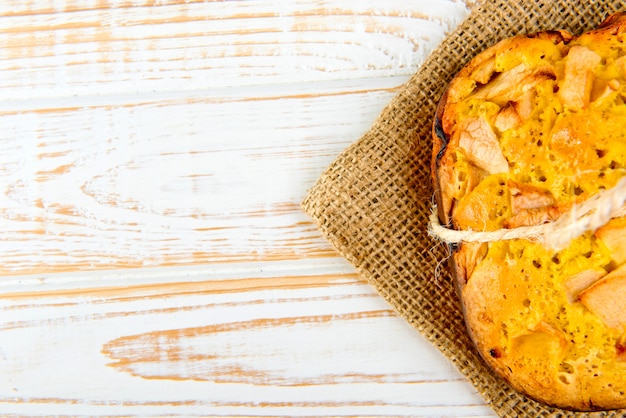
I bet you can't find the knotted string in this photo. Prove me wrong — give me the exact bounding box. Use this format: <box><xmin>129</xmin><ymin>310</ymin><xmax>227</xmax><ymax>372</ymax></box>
<box><xmin>428</xmin><ymin>176</ymin><xmax>626</xmax><ymax>251</ymax></box>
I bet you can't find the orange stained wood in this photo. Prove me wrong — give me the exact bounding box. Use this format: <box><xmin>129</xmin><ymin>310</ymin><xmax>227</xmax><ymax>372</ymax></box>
<box><xmin>102</xmin><ymin>310</ymin><xmax>397</xmax><ymax>384</ymax></box>
<box><xmin>0</xmin><ymin>272</ymin><xmax>363</xmax><ymax>301</ymax></box>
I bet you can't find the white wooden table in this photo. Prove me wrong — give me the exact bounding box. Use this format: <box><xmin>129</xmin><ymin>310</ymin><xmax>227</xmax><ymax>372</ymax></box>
<box><xmin>0</xmin><ymin>1</ymin><xmax>497</xmax><ymax>416</ymax></box>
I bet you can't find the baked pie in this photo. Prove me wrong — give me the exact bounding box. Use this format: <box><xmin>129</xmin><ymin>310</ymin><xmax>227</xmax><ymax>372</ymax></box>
<box><xmin>431</xmin><ymin>12</ymin><xmax>626</xmax><ymax>411</ymax></box>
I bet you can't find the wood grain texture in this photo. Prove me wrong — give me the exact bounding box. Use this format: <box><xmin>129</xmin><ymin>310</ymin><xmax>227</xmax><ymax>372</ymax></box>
<box><xmin>0</xmin><ymin>0</ymin><xmax>497</xmax><ymax>416</ymax></box>
<box><xmin>1</xmin><ymin>0</ymin><xmax>469</xmax><ymax>99</ymax></box>
<box><xmin>0</xmin><ymin>80</ymin><xmax>402</xmax><ymax>274</ymax></box>
<box><xmin>1</xmin><ymin>265</ymin><xmax>491</xmax><ymax>417</ymax></box>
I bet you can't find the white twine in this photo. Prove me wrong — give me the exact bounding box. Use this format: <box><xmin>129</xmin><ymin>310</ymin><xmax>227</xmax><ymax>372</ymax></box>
<box><xmin>428</xmin><ymin>176</ymin><xmax>626</xmax><ymax>251</ymax></box>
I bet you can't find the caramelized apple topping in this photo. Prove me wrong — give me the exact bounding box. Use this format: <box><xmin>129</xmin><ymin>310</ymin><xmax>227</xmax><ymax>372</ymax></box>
<box><xmin>559</xmin><ymin>46</ymin><xmax>602</xmax><ymax>109</ymax></box>
<box><xmin>564</xmin><ymin>268</ymin><xmax>606</xmax><ymax>303</ymax></box>
<box><xmin>458</xmin><ymin>117</ymin><xmax>509</xmax><ymax>174</ymax></box>
<box><xmin>579</xmin><ymin>264</ymin><xmax>626</xmax><ymax>329</ymax></box>
<box><xmin>473</xmin><ymin>63</ymin><xmax>556</xmax><ymax>105</ymax></box>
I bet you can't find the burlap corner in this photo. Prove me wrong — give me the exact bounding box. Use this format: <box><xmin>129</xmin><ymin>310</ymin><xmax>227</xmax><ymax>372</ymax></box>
<box><xmin>301</xmin><ymin>0</ymin><xmax>626</xmax><ymax>416</ymax></box>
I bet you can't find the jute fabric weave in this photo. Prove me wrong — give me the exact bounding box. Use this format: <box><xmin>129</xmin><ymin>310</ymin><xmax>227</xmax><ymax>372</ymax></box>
<box><xmin>301</xmin><ymin>0</ymin><xmax>626</xmax><ymax>416</ymax></box>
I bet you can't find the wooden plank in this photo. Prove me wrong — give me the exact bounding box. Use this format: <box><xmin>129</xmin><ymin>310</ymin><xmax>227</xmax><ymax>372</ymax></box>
<box><xmin>0</xmin><ymin>0</ymin><xmax>470</xmax><ymax>98</ymax></box>
<box><xmin>0</xmin><ymin>79</ymin><xmax>403</xmax><ymax>275</ymax></box>
<box><xmin>0</xmin><ymin>265</ymin><xmax>491</xmax><ymax>417</ymax></box>
<box><xmin>0</xmin><ymin>1</ymin><xmax>496</xmax><ymax>416</ymax></box>
<box><xmin>0</xmin><ymin>0</ymin><xmax>472</xmax><ymax>275</ymax></box>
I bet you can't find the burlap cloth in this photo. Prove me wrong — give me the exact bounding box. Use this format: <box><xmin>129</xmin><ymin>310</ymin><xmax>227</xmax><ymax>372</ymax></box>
<box><xmin>301</xmin><ymin>0</ymin><xmax>626</xmax><ymax>416</ymax></box>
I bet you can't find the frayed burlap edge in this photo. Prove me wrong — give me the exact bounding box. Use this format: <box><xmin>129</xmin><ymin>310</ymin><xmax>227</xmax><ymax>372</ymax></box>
<box><xmin>302</xmin><ymin>0</ymin><xmax>626</xmax><ymax>416</ymax></box>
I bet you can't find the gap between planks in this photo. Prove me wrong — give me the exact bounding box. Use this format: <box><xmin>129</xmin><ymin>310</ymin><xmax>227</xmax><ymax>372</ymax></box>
<box><xmin>0</xmin><ymin>256</ymin><xmax>360</xmax><ymax>297</ymax></box>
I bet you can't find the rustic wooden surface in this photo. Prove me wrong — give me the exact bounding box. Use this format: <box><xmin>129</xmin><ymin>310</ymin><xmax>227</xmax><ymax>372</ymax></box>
<box><xmin>0</xmin><ymin>1</ymin><xmax>497</xmax><ymax>416</ymax></box>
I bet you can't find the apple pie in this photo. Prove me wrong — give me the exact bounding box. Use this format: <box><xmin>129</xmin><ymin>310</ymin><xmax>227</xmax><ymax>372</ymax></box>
<box><xmin>431</xmin><ymin>12</ymin><xmax>626</xmax><ymax>411</ymax></box>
